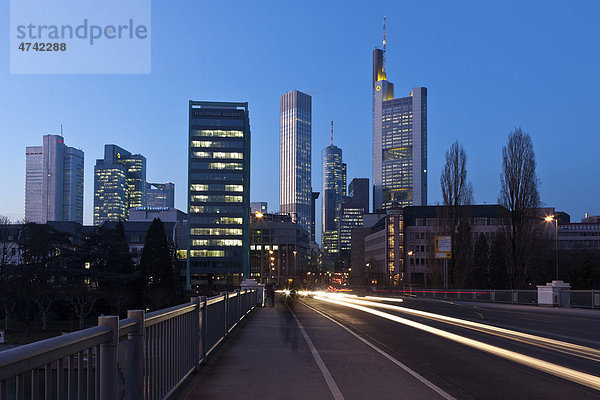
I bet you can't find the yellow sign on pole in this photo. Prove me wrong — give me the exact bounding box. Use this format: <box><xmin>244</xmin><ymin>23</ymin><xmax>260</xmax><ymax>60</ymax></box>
<box><xmin>435</xmin><ymin>236</ymin><xmax>452</xmax><ymax>259</ymax></box>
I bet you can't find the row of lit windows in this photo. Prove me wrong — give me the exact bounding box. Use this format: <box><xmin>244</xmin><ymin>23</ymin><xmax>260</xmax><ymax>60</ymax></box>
<box><xmin>191</xmin><ymin>184</ymin><xmax>243</xmax><ymax>192</ymax></box>
<box><xmin>192</xmin><ymin>151</ymin><xmax>244</xmax><ymax>159</ymax></box>
<box><xmin>192</xmin><ymin>130</ymin><xmax>244</xmax><ymax>138</ymax></box>
<box><xmin>192</xmin><ymin>140</ymin><xmax>244</xmax><ymax>149</ymax></box>
<box><xmin>191</xmin><ymin>228</ymin><xmax>242</xmax><ymax>235</ymax></box>
<box><xmin>250</xmin><ymin>245</ymin><xmax>279</xmax><ymax>250</ymax></box>
<box><xmin>192</xmin><ymin>239</ymin><xmax>242</xmax><ymax>247</ymax></box>
<box><xmin>189</xmin><ymin>250</ymin><xmax>225</xmax><ymax>257</ymax></box>
<box><xmin>190</xmin><ymin>195</ymin><xmax>242</xmax><ymax>203</ymax></box>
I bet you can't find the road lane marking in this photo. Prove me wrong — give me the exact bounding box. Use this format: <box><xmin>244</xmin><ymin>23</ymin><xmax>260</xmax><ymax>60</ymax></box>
<box><xmin>288</xmin><ymin>305</ymin><xmax>345</xmax><ymax>400</ymax></box>
<box><xmin>301</xmin><ymin>301</ymin><xmax>456</xmax><ymax>400</ymax></box>
<box><xmin>314</xmin><ymin>295</ymin><xmax>600</xmax><ymax>392</ymax></box>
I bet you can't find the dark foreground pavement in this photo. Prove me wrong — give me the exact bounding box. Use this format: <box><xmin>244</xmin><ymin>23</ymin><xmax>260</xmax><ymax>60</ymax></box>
<box><xmin>178</xmin><ymin>297</ymin><xmax>450</xmax><ymax>400</ymax></box>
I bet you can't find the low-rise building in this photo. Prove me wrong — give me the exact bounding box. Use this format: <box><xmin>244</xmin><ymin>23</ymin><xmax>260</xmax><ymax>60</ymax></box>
<box><xmin>249</xmin><ymin>212</ymin><xmax>309</xmax><ymax>285</ymax></box>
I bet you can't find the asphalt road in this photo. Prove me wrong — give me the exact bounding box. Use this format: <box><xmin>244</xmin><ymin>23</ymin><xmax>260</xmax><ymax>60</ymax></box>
<box><xmin>294</xmin><ymin>294</ymin><xmax>600</xmax><ymax>399</ymax></box>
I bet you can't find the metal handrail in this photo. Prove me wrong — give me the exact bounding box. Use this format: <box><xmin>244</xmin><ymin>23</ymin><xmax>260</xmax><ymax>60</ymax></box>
<box><xmin>0</xmin><ymin>288</ymin><xmax>259</xmax><ymax>399</ymax></box>
<box><xmin>0</xmin><ymin>325</ymin><xmax>111</xmax><ymax>380</ymax></box>
<box><xmin>145</xmin><ymin>302</ymin><xmax>197</xmax><ymax>327</ymax></box>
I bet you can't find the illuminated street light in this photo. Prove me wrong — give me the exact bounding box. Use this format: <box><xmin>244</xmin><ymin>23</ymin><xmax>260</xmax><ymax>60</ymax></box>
<box><xmin>544</xmin><ymin>215</ymin><xmax>559</xmax><ymax>281</ymax></box>
<box><xmin>256</xmin><ymin>212</ymin><xmax>263</xmax><ymax>218</ymax></box>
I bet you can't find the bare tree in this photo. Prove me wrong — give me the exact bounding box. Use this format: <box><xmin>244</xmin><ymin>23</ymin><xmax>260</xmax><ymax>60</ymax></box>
<box><xmin>0</xmin><ymin>216</ymin><xmax>11</xmax><ymax>267</ymax></box>
<box><xmin>440</xmin><ymin>141</ymin><xmax>473</xmax><ymax>287</ymax></box>
<box><xmin>499</xmin><ymin>128</ymin><xmax>540</xmax><ymax>288</ymax></box>
<box><xmin>441</xmin><ymin>141</ymin><xmax>474</xmax><ymax>210</ymax></box>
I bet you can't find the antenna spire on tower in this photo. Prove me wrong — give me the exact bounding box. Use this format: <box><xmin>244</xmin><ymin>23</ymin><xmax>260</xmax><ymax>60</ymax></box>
<box><xmin>330</xmin><ymin>120</ymin><xmax>334</xmax><ymax>146</ymax></box>
<box><xmin>382</xmin><ymin>16</ymin><xmax>387</xmax><ymax>75</ymax></box>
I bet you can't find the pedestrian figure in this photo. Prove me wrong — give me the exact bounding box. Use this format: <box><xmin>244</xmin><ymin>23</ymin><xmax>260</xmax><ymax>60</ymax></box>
<box><xmin>266</xmin><ymin>282</ymin><xmax>275</xmax><ymax>307</ymax></box>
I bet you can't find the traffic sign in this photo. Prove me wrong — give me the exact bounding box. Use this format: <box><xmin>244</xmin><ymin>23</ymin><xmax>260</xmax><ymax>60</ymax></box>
<box><xmin>435</xmin><ymin>236</ymin><xmax>452</xmax><ymax>259</ymax></box>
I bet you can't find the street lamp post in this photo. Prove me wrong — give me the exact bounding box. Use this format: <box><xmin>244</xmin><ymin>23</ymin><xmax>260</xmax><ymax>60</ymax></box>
<box><xmin>292</xmin><ymin>250</ymin><xmax>297</xmax><ymax>286</ymax></box>
<box><xmin>545</xmin><ymin>215</ymin><xmax>559</xmax><ymax>281</ymax></box>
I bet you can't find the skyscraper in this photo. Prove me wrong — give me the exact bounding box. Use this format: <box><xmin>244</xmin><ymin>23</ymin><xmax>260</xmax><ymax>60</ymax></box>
<box><xmin>187</xmin><ymin>101</ymin><xmax>251</xmax><ymax>290</ymax></box>
<box><xmin>322</xmin><ymin>126</ymin><xmax>345</xmax><ymax>257</ymax></box>
<box><xmin>146</xmin><ymin>182</ymin><xmax>175</xmax><ymax>208</ymax></box>
<box><xmin>348</xmin><ymin>178</ymin><xmax>370</xmax><ymax>212</ymax></box>
<box><xmin>94</xmin><ymin>145</ymin><xmax>146</xmax><ymax>225</ymax></box>
<box><xmin>280</xmin><ymin>90</ymin><xmax>312</xmax><ymax>232</ymax></box>
<box><xmin>25</xmin><ymin>134</ymin><xmax>84</xmax><ymax>224</ymax></box>
<box><xmin>322</xmin><ymin>145</ymin><xmax>344</xmax><ymax>233</ymax></box>
<box><xmin>372</xmin><ymin>22</ymin><xmax>427</xmax><ymax>212</ymax></box>
<box><xmin>338</xmin><ymin>178</ymin><xmax>369</xmax><ymax>255</ymax></box>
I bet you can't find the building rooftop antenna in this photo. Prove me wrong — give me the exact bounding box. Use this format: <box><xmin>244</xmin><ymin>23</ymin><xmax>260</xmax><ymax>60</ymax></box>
<box><xmin>382</xmin><ymin>16</ymin><xmax>387</xmax><ymax>75</ymax></box>
<box><xmin>60</xmin><ymin>124</ymin><xmax>63</xmax><ymax>138</ymax></box>
<box><xmin>330</xmin><ymin>120</ymin><xmax>334</xmax><ymax>146</ymax></box>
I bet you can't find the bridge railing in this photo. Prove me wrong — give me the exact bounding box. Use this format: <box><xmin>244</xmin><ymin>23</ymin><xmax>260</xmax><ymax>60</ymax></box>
<box><xmin>0</xmin><ymin>289</ymin><xmax>258</xmax><ymax>400</ymax></box>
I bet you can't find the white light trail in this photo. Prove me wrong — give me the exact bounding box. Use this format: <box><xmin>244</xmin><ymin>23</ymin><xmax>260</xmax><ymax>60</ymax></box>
<box><xmin>324</xmin><ymin>295</ymin><xmax>600</xmax><ymax>363</ymax></box>
<box><xmin>313</xmin><ymin>295</ymin><xmax>600</xmax><ymax>392</ymax></box>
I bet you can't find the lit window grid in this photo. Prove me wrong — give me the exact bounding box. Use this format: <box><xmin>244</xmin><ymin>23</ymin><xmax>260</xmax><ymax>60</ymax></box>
<box><xmin>280</xmin><ymin>91</ymin><xmax>312</xmax><ymax>232</ymax></box>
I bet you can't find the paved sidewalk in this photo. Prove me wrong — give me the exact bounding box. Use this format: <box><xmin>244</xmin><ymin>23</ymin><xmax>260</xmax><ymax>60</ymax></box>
<box><xmin>178</xmin><ymin>299</ymin><xmax>333</xmax><ymax>400</ymax></box>
<box><xmin>178</xmin><ymin>297</ymin><xmax>447</xmax><ymax>400</ymax></box>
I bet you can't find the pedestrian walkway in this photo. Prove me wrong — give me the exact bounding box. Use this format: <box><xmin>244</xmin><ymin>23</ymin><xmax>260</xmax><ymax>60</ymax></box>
<box><xmin>178</xmin><ymin>296</ymin><xmax>449</xmax><ymax>400</ymax></box>
<box><xmin>178</xmin><ymin>298</ymin><xmax>332</xmax><ymax>400</ymax></box>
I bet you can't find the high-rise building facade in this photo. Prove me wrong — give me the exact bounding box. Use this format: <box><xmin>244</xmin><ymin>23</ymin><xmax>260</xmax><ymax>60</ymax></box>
<box><xmin>338</xmin><ymin>178</ymin><xmax>370</xmax><ymax>254</ymax></box>
<box><xmin>146</xmin><ymin>182</ymin><xmax>175</xmax><ymax>208</ymax></box>
<box><xmin>321</xmin><ymin>144</ymin><xmax>344</xmax><ymax>234</ymax></box>
<box><xmin>348</xmin><ymin>178</ymin><xmax>369</xmax><ymax>212</ymax></box>
<box><xmin>94</xmin><ymin>145</ymin><xmax>146</xmax><ymax>225</ymax></box>
<box><xmin>280</xmin><ymin>90</ymin><xmax>312</xmax><ymax>232</ymax></box>
<box><xmin>25</xmin><ymin>134</ymin><xmax>84</xmax><ymax>224</ymax></box>
<box><xmin>187</xmin><ymin>101</ymin><xmax>251</xmax><ymax>289</ymax></box>
<box><xmin>372</xmin><ymin>41</ymin><xmax>427</xmax><ymax>212</ymax></box>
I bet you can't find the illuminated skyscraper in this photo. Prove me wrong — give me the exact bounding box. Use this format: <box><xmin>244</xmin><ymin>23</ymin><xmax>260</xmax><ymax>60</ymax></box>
<box><xmin>322</xmin><ymin>139</ymin><xmax>344</xmax><ymax>256</ymax></box>
<box><xmin>25</xmin><ymin>134</ymin><xmax>84</xmax><ymax>224</ymax></box>
<box><xmin>372</xmin><ymin>25</ymin><xmax>427</xmax><ymax>211</ymax></box>
<box><xmin>187</xmin><ymin>101</ymin><xmax>251</xmax><ymax>290</ymax></box>
<box><xmin>322</xmin><ymin>145</ymin><xmax>344</xmax><ymax>233</ymax></box>
<box><xmin>280</xmin><ymin>90</ymin><xmax>312</xmax><ymax>232</ymax></box>
<box><xmin>94</xmin><ymin>145</ymin><xmax>146</xmax><ymax>225</ymax></box>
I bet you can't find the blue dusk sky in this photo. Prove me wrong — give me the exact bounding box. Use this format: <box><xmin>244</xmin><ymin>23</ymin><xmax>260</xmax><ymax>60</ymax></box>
<box><xmin>1</xmin><ymin>0</ymin><xmax>599</xmax><ymax>233</ymax></box>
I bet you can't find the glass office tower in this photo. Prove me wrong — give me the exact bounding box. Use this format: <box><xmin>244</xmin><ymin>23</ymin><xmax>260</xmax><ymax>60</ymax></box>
<box><xmin>372</xmin><ymin>48</ymin><xmax>427</xmax><ymax>211</ymax></box>
<box><xmin>321</xmin><ymin>145</ymin><xmax>344</xmax><ymax>234</ymax></box>
<box><xmin>25</xmin><ymin>134</ymin><xmax>84</xmax><ymax>224</ymax></box>
<box><xmin>187</xmin><ymin>101</ymin><xmax>251</xmax><ymax>290</ymax></box>
<box><xmin>94</xmin><ymin>144</ymin><xmax>146</xmax><ymax>225</ymax></box>
<box><xmin>280</xmin><ymin>90</ymin><xmax>312</xmax><ymax>232</ymax></box>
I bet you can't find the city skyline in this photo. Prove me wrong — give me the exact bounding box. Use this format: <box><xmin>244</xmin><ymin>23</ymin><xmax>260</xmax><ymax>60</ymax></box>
<box><xmin>1</xmin><ymin>2</ymin><xmax>599</xmax><ymax>229</ymax></box>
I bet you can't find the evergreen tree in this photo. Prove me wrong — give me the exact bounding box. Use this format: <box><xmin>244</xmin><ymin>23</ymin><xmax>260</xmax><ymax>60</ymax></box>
<box><xmin>472</xmin><ymin>233</ymin><xmax>490</xmax><ymax>288</ymax></box>
<box><xmin>140</xmin><ymin>218</ymin><xmax>178</xmax><ymax>309</ymax></box>
<box><xmin>452</xmin><ymin>217</ymin><xmax>473</xmax><ymax>288</ymax></box>
<box><xmin>490</xmin><ymin>234</ymin><xmax>508</xmax><ymax>289</ymax></box>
